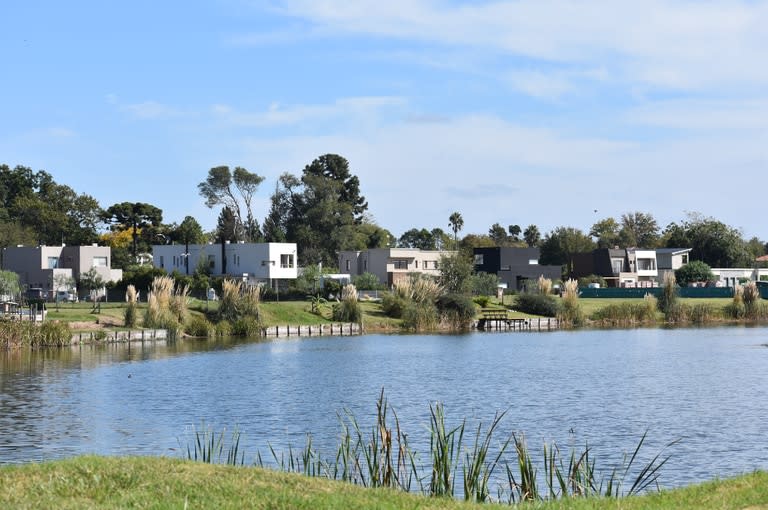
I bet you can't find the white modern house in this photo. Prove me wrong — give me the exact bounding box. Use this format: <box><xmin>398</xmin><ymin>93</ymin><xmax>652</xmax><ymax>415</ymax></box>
<box><xmin>338</xmin><ymin>248</ymin><xmax>454</xmax><ymax>287</ymax></box>
<box><xmin>1</xmin><ymin>245</ymin><xmax>123</xmax><ymax>299</ymax></box>
<box><xmin>152</xmin><ymin>242</ymin><xmax>298</xmax><ymax>287</ymax></box>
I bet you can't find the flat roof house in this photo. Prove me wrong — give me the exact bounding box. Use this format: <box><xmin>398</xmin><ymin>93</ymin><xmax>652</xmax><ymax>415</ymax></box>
<box><xmin>338</xmin><ymin>248</ymin><xmax>453</xmax><ymax>287</ymax></box>
<box><xmin>1</xmin><ymin>245</ymin><xmax>123</xmax><ymax>298</ymax></box>
<box><xmin>473</xmin><ymin>247</ymin><xmax>561</xmax><ymax>290</ymax></box>
<box><xmin>152</xmin><ymin>242</ymin><xmax>298</xmax><ymax>287</ymax></box>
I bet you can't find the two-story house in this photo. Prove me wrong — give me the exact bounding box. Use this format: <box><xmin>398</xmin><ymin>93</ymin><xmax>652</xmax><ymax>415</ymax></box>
<box><xmin>338</xmin><ymin>248</ymin><xmax>452</xmax><ymax>287</ymax></box>
<box><xmin>473</xmin><ymin>247</ymin><xmax>561</xmax><ymax>290</ymax></box>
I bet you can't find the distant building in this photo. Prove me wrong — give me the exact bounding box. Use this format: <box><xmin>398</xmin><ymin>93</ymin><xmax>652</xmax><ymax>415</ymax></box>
<box><xmin>570</xmin><ymin>247</ymin><xmax>694</xmax><ymax>288</ymax></box>
<box><xmin>1</xmin><ymin>245</ymin><xmax>122</xmax><ymax>299</ymax></box>
<box><xmin>338</xmin><ymin>248</ymin><xmax>453</xmax><ymax>287</ymax></box>
<box><xmin>473</xmin><ymin>247</ymin><xmax>561</xmax><ymax>290</ymax></box>
<box><xmin>152</xmin><ymin>242</ymin><xmax>298</xmax><ymax>287</ymax></box>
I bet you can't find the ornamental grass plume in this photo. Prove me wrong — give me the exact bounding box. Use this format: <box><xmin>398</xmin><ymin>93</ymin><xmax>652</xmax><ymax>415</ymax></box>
<box><xmin>538</xmin><ymin>276</ymin><xmax>553</xmax><ymax>296</ymax></box>
<box><xmin>124</xmin><ymin>284</ymin><xmax>138</xmax><ymax>328</ymax></box>
<box><xmin>558</xmin><ymin>278</ymin><xmax>584</xmax><ymax>327</ymax></box>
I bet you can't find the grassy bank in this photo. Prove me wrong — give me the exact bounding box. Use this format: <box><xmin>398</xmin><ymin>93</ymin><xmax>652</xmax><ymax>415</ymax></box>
<box><xmin>0</xmin><ymin>456</ymin><xmax>765</xmax><ymax>509</ymax></box>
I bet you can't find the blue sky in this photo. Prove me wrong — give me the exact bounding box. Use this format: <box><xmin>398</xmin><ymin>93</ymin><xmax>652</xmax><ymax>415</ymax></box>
<box><xmin>2</xmin><ymin>1</ymin><xmax>767</xmax><ymax>241</ymax></box>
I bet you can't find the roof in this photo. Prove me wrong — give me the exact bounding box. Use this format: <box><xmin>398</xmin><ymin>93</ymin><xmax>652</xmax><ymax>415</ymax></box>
<box><xmin>656</xmin><ymin>248</ymin><xmax>692</xmax><ymax>255</ymax></box>
<box><xmin>756</xmin><ymin>254</ymin><xmax>768</xmax><ymax>262</ymax></box>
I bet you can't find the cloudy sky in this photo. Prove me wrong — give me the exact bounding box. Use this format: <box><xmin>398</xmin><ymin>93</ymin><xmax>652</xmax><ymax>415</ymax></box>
<box><xmin>2</xmin><ymin>1</ymin><xmax>766</xmax><ymax>241</ymax></box>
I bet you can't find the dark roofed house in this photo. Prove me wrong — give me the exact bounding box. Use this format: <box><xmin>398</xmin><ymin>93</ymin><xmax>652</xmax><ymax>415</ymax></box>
<box><xmin>473</xmin><ymin>247</ymin><xmax>561</xmax><ymax>291</ymax></box>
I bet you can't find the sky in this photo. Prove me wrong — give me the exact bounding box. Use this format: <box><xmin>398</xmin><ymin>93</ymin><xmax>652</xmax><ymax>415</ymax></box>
<box><xmin>2</xmin><ymin>1</ymin><xmax>767</xmax><ymax>242</ymax></box>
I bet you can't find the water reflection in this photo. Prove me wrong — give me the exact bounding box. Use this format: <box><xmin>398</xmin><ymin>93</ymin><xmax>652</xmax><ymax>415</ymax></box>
<box><xmin>1</xmin><ymin>327</ymin><xmax>767</xmax><ymax>491</ymax></box>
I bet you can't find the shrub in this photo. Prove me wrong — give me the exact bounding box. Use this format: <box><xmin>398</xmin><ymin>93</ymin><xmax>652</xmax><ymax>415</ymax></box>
<box><xmin>352</xmin><ymin>272</ymin><xmax>383</xmax><ymax>290</ymax></box>
<box><xmin>537</xmin><ymin>276</ymin><xmax>553</xmax><ymax>296</ymax></box>
<box><xmin>231</xmin><ymin>317</ymin><xmax>262</xmax><ymax>337</ymax></box>
<box><xmin>689</xmin><ymin>303</ymin><xmax>717</xmax><ymax>324</ymax></box>
<box><xmin>401</xmin><ymin>301</ymin><xmax>439</xmax><ymax>332</ymax></box>
<box><xmin>381</xmin><ymin>292</ymin><xmax>407</xmax><ymax>318</ymax></box>
<box><xmin>214</xmin><ymin>321</ymin><xmax>232</xmax><ymax>337</ymax></box>
<box><xmin>473</xmin><ymin>295</ymin><xmax>491</xmax><ymax>308</ymax></box>
<box><xmin>185</xmin><ymin>316</ymin><xmax>214</xmax><ymax>337</ymax></box>
<box><xmin>218</xmin><ymin>279</ymin><xmax>261</xmax><ymax>323</ymax></box>
<box><xmin>675</xmin><ymin>260</ymin><xmax>715</xmax><ymax>287</ymax></box>
<box><xmin>659</xmin><ymin>272</ymin><xmax>679</xmax><ymax>316</ymax></box>
<box><xmin>577</xmin><ymin>274</ymin><xmax>606</xmax><ymax>288</ymax></box>
<box><xmin>124</xmin><ymin>285</ymin><xmax>138</xmax><ymax>328</ymax></box>
<box><xmin>37</xmin><ymin>321</ymin><xmax>72</xmax><ymax>347</ymax></box>
<box><xmin>558</xmin><ymin>279</ymin><xmax>584</xmax><ymax>327</ymax></box>
<box><xmin>332</xmin><ymin>284</ymin><xmax>362</xmax><ymax>323</ymax></box>
<box><xmin>471</xmin><ymin>272</ymin><xmax>500</xmax><ymax>296</ymax></box>
<box><xmin>514</xmin><ymin>293</ymin><xmax>559</xmax><ymax>317</ymax></box>
<box><xmin>436</xmin><ymin>293</ymin><xmax>476</xmax><ymax>330</ymax></box>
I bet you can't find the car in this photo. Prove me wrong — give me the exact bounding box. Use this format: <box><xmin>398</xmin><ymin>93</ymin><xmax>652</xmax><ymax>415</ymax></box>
<box><xmin>56</xmin><ymin>291</ymin><xmax>78</xmax><ymax>303</ymax></box>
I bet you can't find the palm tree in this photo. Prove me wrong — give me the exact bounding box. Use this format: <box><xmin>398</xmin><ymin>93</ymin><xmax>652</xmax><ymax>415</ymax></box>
<box><xmin>448</xmin><ymin>211</ymin><xmax>464</xmax><ymax>250</ymax></box>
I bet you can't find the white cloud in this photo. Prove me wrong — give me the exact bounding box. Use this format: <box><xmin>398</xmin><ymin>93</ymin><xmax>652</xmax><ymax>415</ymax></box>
<box><xmin>626</xmin><ymin>98</ymin><xmax>768</xmax><ymax>130</ymax></box>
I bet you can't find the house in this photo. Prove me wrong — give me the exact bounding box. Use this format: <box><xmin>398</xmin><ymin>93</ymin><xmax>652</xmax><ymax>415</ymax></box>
<box><xmin>473</xmin><ymin>247</ymin><xmax>561</xmax><ymax>291</ymax></box>
<box><xmin>1</xmin><ymin>245</ymin><xmax>123</xmax><ymax>299</ymax></box>
<box><xmin>570</xmin><ymin>247</ymin><xmax>671</xmax><ymax>288</ymax></box>
<box><xmin>152</xmin><ymin>242</ymin><xmax>298</xmax><ymax>288</ymax></box>
<box><xmin>337</xmin><ymin>248</ymin><xmax>452</xmax><ymax>287</ymax></box>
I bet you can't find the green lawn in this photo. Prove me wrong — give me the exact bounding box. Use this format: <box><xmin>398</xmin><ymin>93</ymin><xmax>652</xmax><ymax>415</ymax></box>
<box><xmin>0</xmin><ymin>456</ymin><xmax>765</xmax><ymax>509</ymax></box>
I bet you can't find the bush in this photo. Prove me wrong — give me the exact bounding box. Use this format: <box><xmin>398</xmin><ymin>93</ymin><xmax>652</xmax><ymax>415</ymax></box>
<box><xmin>185</xmin><ymin>316</ymin><xmax>214</xmax><ymax>337</ymax></box>
<box><xmin>401</xmin><ymin>301</ymin><xmax>439</xmax><ymax>332</ymax></box>
<box><xmin>352</xmin><ymin>272</ymin><xmax>383</xmax><ymax>290</ymax></box>
<box><xmin>436</xmin><ymin>293</ymin><xmax>476</xmax><ymax>330</ymax></box>
<box><xmin>231</xmin><ymin>317</ymin><xmax>262</xmax><ymax>337</ymax></box>
<box><xmin>471</xmin><ymin>272</ymin><xmax>499</xmax><ymax>296</ymax></box>
<box><xmin>333</xmin><ymin>300</ymin><xmax>363</xmax><ymax>322</ymax></box>
<box><xmin>473</xmin><ymin>295</ymin><xmax>491</xmax><ymax>308</ymax></box>
<box><xmin>381</xmin><ymin>292</ymin><xmax>407</xmax><ymax>318</ymax></box>
<box><xmin>214</xmin><ymin>321</ymin><xmax>232</xmax><ymax>337</ymax></box>
<box><xmin>675</xmin><ymin>261</ymin><xmax>715</xmax><ymax>287</ymax></box>
<box><xmin>38</xmin><ymin>321</ymin><xmax>72</xmax><ymax>347</ymax></box>
<box><xmin>514</xmin><ymin>293</ymin><xmax>559</xmax><ymax>317</ymax></box>
<box><xmin>658</xmin><ymin>272</ymin><xmax>679</xmax><ymax>315</ymax></box>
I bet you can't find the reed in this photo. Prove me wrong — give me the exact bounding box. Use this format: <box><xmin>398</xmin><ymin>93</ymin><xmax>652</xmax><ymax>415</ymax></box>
<box><xmin>183</xmin><ymin>422</ymin><xmax>245</xmax><ymax>466</ymax></box>
<box><xmin>429</xmin><ymin>402</ymin><xmax>464</xmax><ymax>497</ymax></box>
<box><xmin>124</xmin><ymin>285</ymin><xmax>138</xmax><ymax>328</ymax></box>
<box><xmin>659</xmin><ymin>272</ymin><xmax>679</xmax><ymax>316</ymax></box>
<box><xmin>538</xmin><ymin>276</ymin><xmax>553</xmax><ymax>296</ymax></box>
<box><xmin>333</xmin><ymin>284</ymin><xmax>362</xmax><ymax>323</ymax></box>
<box><xmin>558</xmin><ymin>278</ymin><xmax>584</xmax><ymax>327</ymax></box>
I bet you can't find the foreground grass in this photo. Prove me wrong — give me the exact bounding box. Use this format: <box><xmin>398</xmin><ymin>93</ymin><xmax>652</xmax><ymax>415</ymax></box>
<box><xmin>0</xmin><ymin>456</ymin><xmax>766</xmax><ymax>510</ymax></box>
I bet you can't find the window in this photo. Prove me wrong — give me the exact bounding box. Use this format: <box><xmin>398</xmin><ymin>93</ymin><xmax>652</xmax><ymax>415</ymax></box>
<box><xmin>393</xmin><ymin>260</ymin><xmax>408</xmax><ymax>270</ymax></box>
<box><xmin>474</xmin><ymin>254</ymin><xmax>484</xmax><ymax>265</ymax></box>
<box><xmin>681</xmin><ymin>254</ymin><xmax>689</xmax><ymax>264</ymax></box>
<box><xmin>47</xmin><ymin>257</ymin><xmax>59</xmax><ymax>269</ymax></box>
<box><xmin>612</xmin><ymin>259</ymin><xmax>623</xmax><ymax>274</ymax></box>
<box><xmin>280</xmin><ymin>254</ymin><xmax>294</xmax><ymax>268</ymax></box>
<box><xmin>528</xmin><ymin>259</ymin><xmax>538</xmax><ymax>265</ymax></box>
<box><xmin>637</xmin><ymin>258</ymin><xmax>656</xmax><ymax>271</ymax></box>
<box><xmin>363</xmin><ymin>260</ymin><xmax>367</xmax><ymax>271</ymax></box>
<box><xmin>92</xmin><ymin>256</ymin><xmax>108</xmax><ymax>267</ymax></box>
<box><xmin>415</xmin><ymin>260</ymin><xmax>419</xmax><ymax>268</ymax></box>
<box><xmin>208</xmin><ymin>255</ymin><xmax>215</xmax><ymax>269</ymax></box>
<box><xmin>345</xmin><ymin>259</ymin><xmax>350</xmax><ymax>271</ymax></box>
<box><xmin>500</xmin><ymin>265</ymin><xmax>511</xmax><ymax>271</ymax></box>
<box><xmin>159</xmin><ymin>256</ymin><xmax>164</xmax><ymax>268</ymax></box>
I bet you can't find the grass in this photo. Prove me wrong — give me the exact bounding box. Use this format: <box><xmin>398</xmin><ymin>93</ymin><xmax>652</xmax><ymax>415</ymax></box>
<box><xmin>0</xmin><ymin>456</ymin><xmax>766</xmax><ymax>509</ymax></box>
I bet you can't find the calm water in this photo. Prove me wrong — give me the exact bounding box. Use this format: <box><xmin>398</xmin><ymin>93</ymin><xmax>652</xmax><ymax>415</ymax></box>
<box><xmin>1</xmin><ymin>327</ymin><xmax>767</xmax><ymax>490</ymax></box>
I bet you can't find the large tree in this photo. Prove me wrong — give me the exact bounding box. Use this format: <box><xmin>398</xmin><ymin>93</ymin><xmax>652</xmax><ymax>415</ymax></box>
<box><xmin>523</xmin><ymin>224</ymin><xmax>541</xmax><ymax>247</ymax></box>
<box><xmin>618</xmin><ymin>211</ymin><xmax>660</xmax><ymax>248</ymax></box>
<box><xmin>198</xmin><ymin>165</ymin><xmax>266</xmax><ymax>242</ymax></box>
<box><xmin>590</xmin><ymin>217</ymin><xmax>621</xmax><ymax>248</ymax></box>
<box><xmin>264</xmin><ymin>154</ymin><xmax>370</xmax><ymax>266</ymax></box>
<box><xmin>664</xmin><ymin>213</ymin><xmax>751</xmax><ymax>268</ymax></box>
<box><xmin>448</xmin><ymin>212</ymin><xmax>464</xmax><ymax>249</ymax></box>
<box><xmin>102</xmin><ymin>202</ymin><xmax>163</xmax><ymax>263</ymax></box>
<box><xmin>169</xmin><ymin>216</ymin><xmax>206</xmax><ymax>274</ymax></box>
<box><xmin>539</xmin><ymin>226</ymin><xmax>596</xmax><ymax>275</ymax></box>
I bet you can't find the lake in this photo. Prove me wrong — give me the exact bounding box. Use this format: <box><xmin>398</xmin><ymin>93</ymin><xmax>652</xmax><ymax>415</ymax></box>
<box><xmin>1</xmin><ymin>326</ymin><xmax>767</xmax><ymax>491</ymax></box>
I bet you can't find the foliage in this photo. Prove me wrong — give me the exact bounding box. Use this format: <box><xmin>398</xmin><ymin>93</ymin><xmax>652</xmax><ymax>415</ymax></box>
<box><xmin>537</xmin><ymin>276</ymin><xmax>553</xmax><ymax>296</ymax></box>
<box><xmin>675</xmin><ymin>261</ymin><xmax>715</xmax><ymax>287</ymax></box>
<box><xmin>231</xmin><ymin>317</ymin><xmax>262</xmax><ymax>337</ymax></box>
<box><xmin>437</xmin><ymin>253</ymin><xmax>473</xmax><ymax>295</ymax></box>
<box><xmin>332</xmin><ymin>284</ymin><xmax>362</xmax><ymax>323</ymax></box>
<box><xmin>0</xmin><ymin>319</ymin><xmax>72</xmax><ymax>348</ymax></box>
<box><xmin>264</xmin><ymin>155</ymin><xmax>369</xmax><ymax>266</ymax></box>
<box><xmin>435</xmin><ymin>293</ymin><xmax>476</xmax><ymax>330</ymax></box>
<box><xmin>78</xmin><ymin>268</ymin><xmax>105</xmax><ymax>301</ymax></box>
<box><xmin>470</xmin><ymin>272</ymin><xmax>499</xmax><ymax>296</ymax></box>
<box><xmin>123</xmin><ymin>285</ymin><xmax>138</xmax><ymax>327</ymax></box>
<box><xmin>514</xmin><ymin>293</ymin><xmax>559</xmax><ymax>317</ymax></box>
<box><xmin>352</xmin><ymin>272</ymin><xmax>383</xmax><ymax>290</ymax></box>
<box><xmin>664</xmin><ymin>213</ymin><xmax>752</xmax><ymax>267</ymax></box>
<box><xmin>102</xmin><ymin>202</ymin><xmax>163</xmax><ymax>262</ymax></box>
<box><xmin>578</xmin><ymin>274</ymin><xmax>607</xmax><ymax>288</ymax></box>
<box><xmin>116</xmin><ymin>265</ymin><xmax>167</xmax><ymax>295</ymax></box>
<box><xmin>448</xmin><ymin>212</ymin><xmax>464</xmax><ymax>249</ymax></box>
<box><xmin>473</xmin><ymin>295</ymin><xmax>491</xmax><ymax>308</ymax></box>
<box><xmin>0</xmin><ymin>269</ymin><xmax>20</xmax><ymax>299</ymax></box>
<box><xmin>381</xmin><ymin>292</ymin><xmax>408</xmax><ymax>318</ymax></box>
<box><xmin>215</xmin><ymin>206</ymin><xmax>242</xmax><ymax>242</ymax></box>
<box><xmin>658</xmin><ymin>272</ymin><xmax>679</xmax><ymax>316</ymax></box>
<box><xmin>619</xmin><ymin>211</ymin><xmax>660</xmax><ymax>248</ymax></box>
<box><xmin>591</xmin><ymin>295</ymin><xmax>660</xmax><ymax>326</ymax></box>
<box><xmin>394</xmin><ymin>274</ymin><xmax>442</xmax><ymax>304</ymax></box>
<box><xmin>198</xmin><ymin>165</ymin><xmax>266</xmax><ymax>242</ymax></box>
<box><xmin>590</xmin><ymin>217</ymin><xmax>621</xmax><ymax>248</ymax></box>
<box><xmin>558</xmin><ymin>278</ymin><xmax>584</xmax><ymax>327</ymax></box>
<box><xmin>539</xmin><ymin>226</ymin><xmax>595</xmax><ymax>274</ymax></box>
<box><xmin>218</xmin><ymin>279</ymin><xmax>261</xmax><ymax>324</ymax></box>
<box><xmin>523</xmin><ymin>224</ymin><xmax>541</xmax><ymax>247</ymax></box>
<box><xmin>401</xmin><ymin>300</ymin><xmax>439</xmax><ymax>332</ymax></box>
<box><xmin>143</xmin><ymin>276</ymin><xmax>184</xmax><ymax>333</ymax></box>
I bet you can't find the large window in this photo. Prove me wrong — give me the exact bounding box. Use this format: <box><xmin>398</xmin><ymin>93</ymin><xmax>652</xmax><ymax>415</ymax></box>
<box><xmin>280</xmin><ymin>254</ymin><xmax>294</xmax><ymax>268</ymax></box>
<box><xmin>47</xmin><ymin>257</ymin><xmax>59</xmax><ymax>269</ymax></box>
<box><xmin>92</xmin><ymin>256</ymin><xmax>108</xmax><ymax>267</ymax></box>
<box><xmin>393</xmin><ymin>260</ymin><xmax>408</xmax><ymax>270</ymax></box>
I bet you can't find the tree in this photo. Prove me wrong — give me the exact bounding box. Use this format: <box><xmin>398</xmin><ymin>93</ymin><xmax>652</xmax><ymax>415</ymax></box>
<box><xmin>399</xmin><ymin>228</ymin><xmax>436</xmax><ymax>250</ymax></box>
<box><xmin>264</xmin><ymin>155</ymin><xmax>370</xmax><ymax>266</ymax></box>
<box><xmin>523</xmin><ymin>225</ymin><xmax>541</xmax><ymax>247</ymax></box>
<box><xmin>675</xmin><ymin>261</ymin><xmax>715</xmax><ymax>287</ymax></box>
<box><xmin>448</xmin><ymin>212</ymin><xmax>464</xmax><ymax>249</ymax></box>
<box><xmin>102</xmin><ymin>202</ymin><xmax>163</xmax><ymax>262</ymax></box>
<box><xmin>171</xmin><ymin>216</ymin><xmax>206</xmax><ymax>275</ymax></box>
<box><xmin>663</xmin><ymin>213</ymin><xmax>751</xmax><ymax>268</ymax></box>
<box><xmin>508</xmin><ymin>224</ymin><xmax>522</xmax><ymax>241</ymax></box>
<box><xmin>618</xmin><ymin>211</ymin><xmax>659</xmax><ymax>248</ymax></box>
<box><xmin>488</xmin><ymin>223</ymin><xmax>507</xmax><ymax>246</ymax></box>
<box><xmin>437</xmin><ymin>253</ymin><xmax>474</xmax><ymax>294</ymax></box>
<box><xmin>198</xmin><ymin>165</ymin><xmax>266</xmax><ymax>242</ymax></box>
<box><xmin>0</xmin><ymin>270</ymin><xmax>20</xmax><ymax>299</ymax></box>
<box><xmin>590</xmin><ymin>217</ymin><xmax>620</xmax><ymax>248</ymax></box>
<box><xmin>79</xmin><ymin>268</ymin><xmax>105</xmax><ymax>302</ymax></box>
<box><xmin>539</xmin><ymin>227</ymin><xmax>595</xmax><ymax>275</ymax></box>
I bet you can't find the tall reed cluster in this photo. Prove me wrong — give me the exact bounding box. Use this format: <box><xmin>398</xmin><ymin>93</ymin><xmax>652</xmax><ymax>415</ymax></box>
<box><xmin>659</xmin><ymin>272</ymin><xmax>681</xmax><ymax>321</ymax></box>
<box><xmin>218</xmin><ymin>279</ymin><xmax>262</xmax><ymax>336</ymax></box>
<box><xmin>724</xmin><ymin>281</ymin><xmax>768</xmax><ymax>320</ymax></box>
<box><xmin>382</xmin><ymin>275</ymin><xmax>443</xmax><ymax>331</ymax></box>
<box><xmin>592</xmin><ymin>294</ymin><xmax>659</xmax><ymax>326</ymax></box>
<box><xmin>557</xmin><ymin>278</ymin><xmax>584</xmax><ymax>327</ymax></box>
<box><xmin>537</xmin><ymin>276</ymin><xmax>553</xmax><ymax>296</ymax></box>
<box><xmin>124</xmin><ymin>285</ymin><xmax>138</xmax><ymax>328</ymax></box>
<box><xmin>0</xmin><ymin>319</ymin><xmax>72</xmax><ymax>349</ymax></box>
<box><xmin>143</xmin><ymin>276</ymin><xmax>189</xmax><ymax>335</ymax></box>
<box><xmin>333</xmin><ymin>284</ymin><xmax>363</xmax><ymax>323</ymax></box>
<box><xmin>183</xmin><ymin>391</ymin><xmax>675</xmax><ymax>505</ymax></box>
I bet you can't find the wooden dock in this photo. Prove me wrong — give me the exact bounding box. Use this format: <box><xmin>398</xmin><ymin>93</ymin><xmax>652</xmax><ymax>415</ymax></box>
<box><xmin>476</xmin><ymin>309</ymin><xmax>559</xmax><ymax>331</ymax></box>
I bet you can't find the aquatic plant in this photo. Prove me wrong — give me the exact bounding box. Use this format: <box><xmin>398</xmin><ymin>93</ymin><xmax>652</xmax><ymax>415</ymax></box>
<box><xmin>558</xmin><ymin>278</ymin><xmax>584</xmax><ymax>327</ymax></box>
